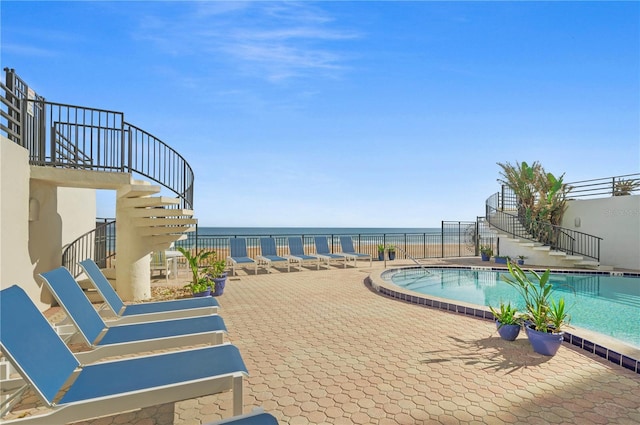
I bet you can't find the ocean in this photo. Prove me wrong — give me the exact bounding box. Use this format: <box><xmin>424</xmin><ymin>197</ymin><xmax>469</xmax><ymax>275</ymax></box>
<box><xmin>196</xmin><ymin>227</ymin><xmax>442</xmax><ymax>236</ymax></box>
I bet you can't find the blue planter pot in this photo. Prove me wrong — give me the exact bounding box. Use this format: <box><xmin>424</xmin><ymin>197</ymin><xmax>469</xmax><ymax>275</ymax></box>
<box><xmin>494</xmin><ymin>257</ymin><xmax>508</xmax><ymax>264</ymax></box>
<box><xmin>212</xmin><ymin>276</ymin><xmax>227</xmax><ymax>297</ymax></box>
<box><xmin>388</xmin><ymin>251</ymin><xmax>396</xmax><ymax>260</ymax></box>
<box><xmin>525</xmin><ymin>325</ymin><xmax>564</xmax><ymax>356</ymax></box>
<box><xmin>378</xmin><ymin>252</ymin><xmax>384</xmax><ymax>261</ymax></box>
<box><xmin>481</xmin><ymin>253</ymin><xmax>490</xmax><ymax>261</ymax></box>
<box><xmin>496</xmin><ymin>321</ymin><xmax>521</xmax><ymax>341</ymax></box>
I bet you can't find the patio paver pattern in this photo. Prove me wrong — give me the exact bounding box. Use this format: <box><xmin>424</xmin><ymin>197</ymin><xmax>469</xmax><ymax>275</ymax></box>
<box><xmin>27</xmin><ymin>262</ymin><xmax>640</xmax><ymax>424</ymax></box>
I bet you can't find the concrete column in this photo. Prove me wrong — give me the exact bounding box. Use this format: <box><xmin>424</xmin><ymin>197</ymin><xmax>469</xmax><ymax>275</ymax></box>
<box><xmin>115</xmin><ymin>190</ymin><xmax>151</xmax><ymax>301</ymax></box>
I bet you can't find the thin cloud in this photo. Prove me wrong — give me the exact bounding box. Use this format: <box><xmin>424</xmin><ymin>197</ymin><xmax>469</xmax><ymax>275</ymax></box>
<box><xmin>1</xmin><ymin>43</ymin><xmax>58</xmax><ymax>58</ymax></box>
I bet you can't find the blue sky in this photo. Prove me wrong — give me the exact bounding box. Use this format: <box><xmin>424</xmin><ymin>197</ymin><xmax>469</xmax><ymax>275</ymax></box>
<box><xmin>2</xmin><ymin>1</ymin><xmax>638</xmax><ymax>227</ymax></box>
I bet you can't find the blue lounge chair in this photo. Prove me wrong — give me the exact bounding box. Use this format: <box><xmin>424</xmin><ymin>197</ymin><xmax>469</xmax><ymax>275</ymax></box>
<box><xmin>339</xmin><ymin>236</ymin><xmax>372</xmax><ymax>267</ymax></box>
<box><xmin>0</xmin><ymin>285</ymin><xmax>248</xmax><ymax>424</ymax></box>
<box><xmin>313</xmin><ymin>236</ymin><xmax>348</xmax><ymax>268</ymax></box>
<box><xmin>286</xmin><ymin>237</ymin><xmax>320</xmax><ymax>271</ymax></box>
<box><xmin>79</xmin><ymin>259</ymin><xmax>219</xmax><ymax>324</ymax></box>
<box><xmin>39</xmin><ymin>267</ymin><xmax>228</xmax><ymax>363</ymax></box>
<box><xmin>257</xmin><ymin>237</ymin><xmax>290</xmax><ymax>273</ymax></box>
<box><xmin>228</xmin><ymin>238</ymin><xmax>258</xmax><ymax>276</ymax></box>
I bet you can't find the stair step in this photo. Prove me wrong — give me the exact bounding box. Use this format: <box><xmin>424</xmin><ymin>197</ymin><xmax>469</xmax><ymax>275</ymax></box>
<box><xmin>133</xmin><ymin>217</ymin><xmax>198</xmax><ymax>227</ymax></box>
<box><xmin>533</xmin><ymin>246</ymin><xmax>551</xmax><ymax>252</ymax></box>
<box><xmin>148</xmin><ymin>234</ymin><xmax>188</xmax><ymax>251</ymax></box>
<box><xmin>575</xmin><ymin>260</ymin><xmax>600</xmax><ymax>269</ymax></box>
<box><xmin>128</xmin><ymin>208</ymin><xmax>194</xmax><ymax>218</ymax></box>
<box><xmin>518</xmin><ymin>242</ymin><xmax>543</xmax><ymax>247</ymax></box>
<box><xmin>138</xmin><ymin>225</ymin><xmax>196</xmax><ymax>237</ymax></box>
<box><xmin>118</xmin><ymin>184</ymin><xmax>161</xmax><ymax>198</ymax></box>
<box><xmin>548</xmin><ymin>251</ymin><xmax>567</xmax><ymax>257</ymax></box>
<box><xmin>564</xmin><ymin>255</ymin><xmax>584</xmax><ymax>262</ymax></box>
<box><xmin>120</xmin><ymin>196</ymin><xmax>180</xmax><ymax>208</ymax></box>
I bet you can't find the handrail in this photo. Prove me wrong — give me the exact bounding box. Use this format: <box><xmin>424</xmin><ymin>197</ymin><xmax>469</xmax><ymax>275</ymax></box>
<box><xmin>485</xmin><ymin>197</ymin><xmax>602</xmax><ymax>261</ymax></box>
<box><xmin>62</xmin><ymin>219</ymin><xmax>115</xmax><ymax>278</ymax></box>
<box><xmin>1</xmin><ymin>68</ymin><xmax>194</xmax><ymax>209</ymax></box>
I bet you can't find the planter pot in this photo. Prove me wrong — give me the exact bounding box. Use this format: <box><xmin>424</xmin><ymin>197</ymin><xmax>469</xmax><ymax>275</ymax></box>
<box><xmin>494</xmin><ymin>257</ymin><xmax>508</xmax><ymax>264</ymax></box>
<box><xmin>525</xmin><ymin>325</ymin><xmax>564</xmax><ymax>356</ymax></box>
<box><xmin>481</xmin><ymin>253</ymin><xmax>490</xmax><ymax>261</ymax></box>
<box><xmin>496</xmin><ymin>321</ymin><xmax>521</xmax><ymax>341</ymax></box>
<box><xmin>388</xmin><ymin>251</ymin><xmax>396</xmax><ymax>261</ymax></box>
<box><xmin>193</xmin><ymin>287</ymin><xmax>211</xmax><ymax>297</ymax></box>
<box><xmin>212</xmin><ymin>276</ymin><xmax>227</xmax><ymax>297</ymax></box>
<box><xmin>517</xmin><ymin>259</ymin><xmax>524</xmax><ymax>266</ymax></box>
<box><xmin>378</xmin><ymin>252</ymin><xmax>385</xmax><ymax>261</ymax></box>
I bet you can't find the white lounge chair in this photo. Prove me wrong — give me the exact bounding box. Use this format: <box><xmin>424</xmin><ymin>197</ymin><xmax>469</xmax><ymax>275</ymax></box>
<box><xmin>0</xmin><ymin>285</ymin><xmax>248</xmax><ymax>425</ymax></box>
<box><xmin>339</xmin><ymin>236</ymin><xmax>372</xmax><ymax>267</ymax></box>
<box><xmin>257</xmin><ymin>237</ymin><xmax>290</xmax><ymax>273</ymax></box>
<box><xmin>79</xmin><ymin>259</ymin><xmax>220</xmax><ymax>324</ymax></box>
<box><xmin>227</xmin><ymin>238</ymin><xmax>258</xmax><ymax>276</ymax></box>
<box><xmin>150</xmin><ymin>250</ymin><xmax>174</xmax><ymax>282</ymax></box>
<box><xmin>286</xmin><ymin>237</ymin><xmax>321</xmax><ymax>271</ymax></box>
<box><xmin>39</xmin><ymin>267</ymin><xmax>227</xmax><ymax>363</ymax></box>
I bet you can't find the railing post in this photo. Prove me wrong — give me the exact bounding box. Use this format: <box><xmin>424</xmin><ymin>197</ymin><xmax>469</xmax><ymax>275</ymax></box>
<box><xmin>500</xmin><ymin>185</ymin><xmax>505</xmax><ymax>211</ymax></box>
<box><xmin>440</xmin><ymin>221</ymin><xmax>444</xmax><ymax>258</ymax></box>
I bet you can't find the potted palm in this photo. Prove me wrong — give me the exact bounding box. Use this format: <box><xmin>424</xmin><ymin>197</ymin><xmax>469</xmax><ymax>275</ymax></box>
<box><xmin>177</xmin><ymin>247</ymin><xmax>215</xmax><ymax>297</ymax></box>
<box><xmin>377</xmin><ymin>244</ymin><xmax>385</xmax><ymax>261</ymax></box>
<box><xmin>489</xmin><ymin>302</ymin><xmax>522</xmax><ymax>341</ymax></box>
<box><xmin>204</xmin><ymin>253</ymin><xmax>228</xmax><ymax>297</ymax></box>
<box><xmin>480</xmin><ymin>245</ymin><xmax>493</xmax><ymax>261</ymax></box>
<box><xmin>517</xmin><ymin>255</ymin><xmax>526</xmax><ymax>266</ymax></box>
<box><xmin>501</xmin><ymin>263</ymin><xmax>571</xmax><ymax>356</ymax></box>
<box><xmin>387</xmin><ymin>245</ymin><xmax>396</xmax><ymax>260</ymax></box>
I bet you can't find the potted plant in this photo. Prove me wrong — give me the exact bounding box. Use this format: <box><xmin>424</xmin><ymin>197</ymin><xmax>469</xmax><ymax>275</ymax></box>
<box><xmin>494</xmin><ymin>255</ymin><xmax>509</xmax><ymax>265</ymax></box>
<box><xmin>204</xmin><ymin>253</ymin><xmax>228</xmax><ymax>297</ymax></box>
<box><xmin>501</xmin><ymin>263</ymin><xmax>571</xmax><ymax>356</ymax></box>
<box><xmin>377</xmin><ymin>244</ymin><xmax>385</xmax><ymax>261</ymax></box>
<box><xmin>517</xmin><ymin>255</ymin><xmax>526</xmax><ymax>266</ymax></box>
<box><xmin>489</xmin><ymin>302</ymin><xmax>522</xmax><ymax>341</ymax></box>
<box><xmin>387</xmin><ymin>245</ymin><xmax>396</xmax><ymax>261</ymax></box>
<box><xmin>480</xmin><ymin>245</ymin><xmax>493</xmax><ymax>261</ymax></box>
<box><xmin>177</xmin><ymin>247</ymin><xmax>215</xmax><ymax>297</ymax></box>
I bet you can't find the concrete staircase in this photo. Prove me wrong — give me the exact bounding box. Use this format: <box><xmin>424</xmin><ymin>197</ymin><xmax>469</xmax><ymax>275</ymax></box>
<box><xmin>118</xmin><ymin>179</ymin><xmax>196</xmax><ymax>252</ymax></box>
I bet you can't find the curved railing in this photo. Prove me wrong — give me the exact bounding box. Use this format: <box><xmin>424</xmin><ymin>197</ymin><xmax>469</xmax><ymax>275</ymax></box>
<box><xmin>62</xmin><ymin>219</ymin><xmax>116</xmax><ymax>277</ymax></box>
<box><xmin>485</xmin><ymin>193</ymin><xmax>602</xmax><ymax>261</ymax></box>
<box><xmin>1</xmin><ymin>68</ymin><xmax>193</xmax><ymax>209</ymax></box>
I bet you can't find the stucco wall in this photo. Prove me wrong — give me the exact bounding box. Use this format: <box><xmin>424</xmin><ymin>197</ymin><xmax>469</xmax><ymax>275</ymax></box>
<box><xmin>0</xmin><ymin>137</ymin><xmax>41</xmax><ymax>307</ymax></box>
<box><xmin>1</xmin><ymin>137</ymin><xmax>97</xmax><ymax>310</ymax></box>
<box><xmin>562</xmin><ymin>196</ymin><xmax>640</xmax><ymax>270</ymax></box>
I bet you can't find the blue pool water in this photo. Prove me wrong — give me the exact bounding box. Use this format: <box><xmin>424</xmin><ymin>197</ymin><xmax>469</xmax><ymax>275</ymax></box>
<box><xmin>384</xmin><ymin>268</ymin><xmax>640</xmax><ymax>349</ymax></box>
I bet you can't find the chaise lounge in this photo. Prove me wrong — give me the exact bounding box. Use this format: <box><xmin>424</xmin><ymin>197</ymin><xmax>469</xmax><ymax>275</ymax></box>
<box><xmin>0</xmin><ymin>285</ymin><xmax>248</xmax><ymax>425</ymax></box>
<box><xmin>79</xmin><ymin>259</ymin><xmax>220</xmax><ymax>324</ymax></box>
<box><xmin>313</xmin><ymin>236</ymin><xmax>348</xmax><ymax>268</ymax></box>
<box><xmin>257</xmin><ymin>237</ymin><xmax>290</xmax><ymax>273</ymax></box>
<box><xmin>227</xmin><ymin>238</ymin><xmax>258</xmax><ymax>276</ymax></box>
<box><xmin>39</xmin><ymin>267</ymin><xmax>228</xmax><ymax>363</ymax></box>
<box><xmin>339</xmin><ymin>236</ymin><xmax>372</xmax><ymax>267</ymax></box>
<box><xmin>286</xmin><ymin>237</ymin><xmax>321</xmax><ymax>271</ymax></box>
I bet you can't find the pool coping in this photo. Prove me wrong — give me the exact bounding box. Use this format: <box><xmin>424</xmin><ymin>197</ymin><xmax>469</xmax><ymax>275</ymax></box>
<box><xmin>367</xmin><ymin>265</ymin><xmax>640</xmax><ymax>375</ymax></box>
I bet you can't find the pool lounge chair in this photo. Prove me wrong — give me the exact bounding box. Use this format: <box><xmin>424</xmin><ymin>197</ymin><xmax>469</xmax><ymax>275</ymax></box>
<box><xmin>150</xmin><ymin>250</ymin><xmax>174</xmax><ymax>283</ymax></box>
<box><xmin>286</xmin><ymin>237</ymin><xmax>321</xmax><ymax>271</ymax></box>
<box><xmin>313</xmin><ymin>236</ymin><xmax>348</xmax><ymax>268</ymax></box>
<box><xmin>79</xmin><ymin>259</ymin><xmax>220</xmax><ymax>324</ymax></box>
<box><xmin>39</xmin><ymin>267</ymin><xmax>228</xmax><ymax>363</ymax></box>
<box><xmin>257</xmin><ymin>237</ymin><xmax>290</xmax><ymax>273</ymax></box>
<box><xmin>339</xmin><ymin>236</ymin><xmax>372</xmax><ymax>267</ymax></box>
<box><xmin>0</xmin><ymin>285</ymin><xmax>248</xmax><ymax>425</ymax></box>
<box><xmin>207</xmin><ymin>408</ymin><xmax>278</xmax><ymax>424</ymax></box>
<box><xmin>227</xmin><ymin>238</ymin><xmax>258</xmax><ymax>276</ymax></box>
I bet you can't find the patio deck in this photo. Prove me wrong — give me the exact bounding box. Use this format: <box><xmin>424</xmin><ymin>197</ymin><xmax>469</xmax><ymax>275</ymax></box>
<box><xmin>18</xmin><ymin>259</ymin><xmax>640</xmax><ymax>424</ymax></box>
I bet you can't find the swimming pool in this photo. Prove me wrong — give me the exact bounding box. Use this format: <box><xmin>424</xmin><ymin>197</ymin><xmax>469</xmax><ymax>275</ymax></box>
<box><xmin>383</xmin><ymin>267</ymin><xmax>640</xmax><ymax>350</ymax></box>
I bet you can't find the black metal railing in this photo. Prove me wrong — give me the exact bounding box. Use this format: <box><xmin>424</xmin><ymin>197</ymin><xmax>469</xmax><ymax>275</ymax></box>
<box><xmin>1</xmin><ymin>68</ymin><xmax>194</xmax><ymax>210</ymax></box>
<box><xmin>62</xmin><ymin>219</ymin><xmax>116</xmax><ymax>277</ymax></box>
<box><xmin>567</xmin><ymin>173</ymin><xmax>640</xmax><ymax>199</ymax></box>
<box><xmin>486</xmin><ymin>197</ymin><xmax>602</xmax><ymax>261</ymax></box>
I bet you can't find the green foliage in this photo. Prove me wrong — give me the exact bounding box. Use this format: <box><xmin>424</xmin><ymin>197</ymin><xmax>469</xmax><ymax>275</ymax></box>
<box><xmin>500</xmin><ymin>262</ymin><xmax>571</xmax><ymax>333</ymax></box>
<box><xmin>489</xmin><ymin>302</ymin><xmax>521</xmax><ymax>326</ymax></box>
<box><xmin>480</xmin><ymin>245</ymin><xmax>493</xmax><ymax>257</ymax></box>
<box><xmin>387</xmin><ymin>244</ymin><xmax>396</xmax><ymax>253</ymax></box>
<box><xmin>377</xmin><ymin>244</ymin><xmax>385</xmax><ymax>253</ymax></box>
<box><xmin>613</xmin><ymin>179</ymin><xmax>640</xmax><ymax>196</ymax></box>
<box><xmin>177</xmin><ymin>247</ymin><xmax>222</xmax><ymax>293</ymax></box>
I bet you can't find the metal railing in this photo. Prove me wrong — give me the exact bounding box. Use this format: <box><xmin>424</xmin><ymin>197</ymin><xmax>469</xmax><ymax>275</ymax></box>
<box><xmin>62</xmin><ymin>219</ymin><xmax>116</xmax><ymax>277</ymax></box>
<box><xmin>1</xmin><ymin>68</ymin><xmax>194</xmax><ymax>210</ymax></box>
<box><xmin>486</xmin><ymin>193</ymin><xmax>602</xmax><ymax>261</ymax></box>
<box><xmin>567</xmin><ymin>173</ymin><xmax>640</xmax><ymax>199</ymax></box>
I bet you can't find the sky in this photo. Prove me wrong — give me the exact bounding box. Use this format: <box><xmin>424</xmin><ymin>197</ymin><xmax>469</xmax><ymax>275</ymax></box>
<box><xmin>1</xmin><ymin>1</ymin><xmax>639</xmax><ymax>228</ymax></box>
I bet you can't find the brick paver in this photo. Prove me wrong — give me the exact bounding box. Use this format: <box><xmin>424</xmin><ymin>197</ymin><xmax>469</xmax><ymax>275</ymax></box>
<box><xmin>6</xmin><ymin>260</ymin><xmax>640</xmax><ymax>424</ymax></box>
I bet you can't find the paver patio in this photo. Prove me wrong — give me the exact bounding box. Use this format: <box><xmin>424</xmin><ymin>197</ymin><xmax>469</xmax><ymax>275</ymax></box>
<box><xmin>10</xmin><ymin>260</ymin><xmax>640</xmax><ymax>424</ymax></box>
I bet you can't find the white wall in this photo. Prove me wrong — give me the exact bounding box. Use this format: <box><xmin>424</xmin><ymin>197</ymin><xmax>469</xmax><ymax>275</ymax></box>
<box><xmin>0</xmin><ymin>137</ymin><xmax>42</xmax><ymax>307</ymax></box>
<box><xmin>562</xmin><ymin>196</ymin><xmax>640</xmax><ymax>270</ymax></box>
<box><xmin>1</xmin><ymin>137</ymin><xmax>97</xmax><ymax>310</ymax></box>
